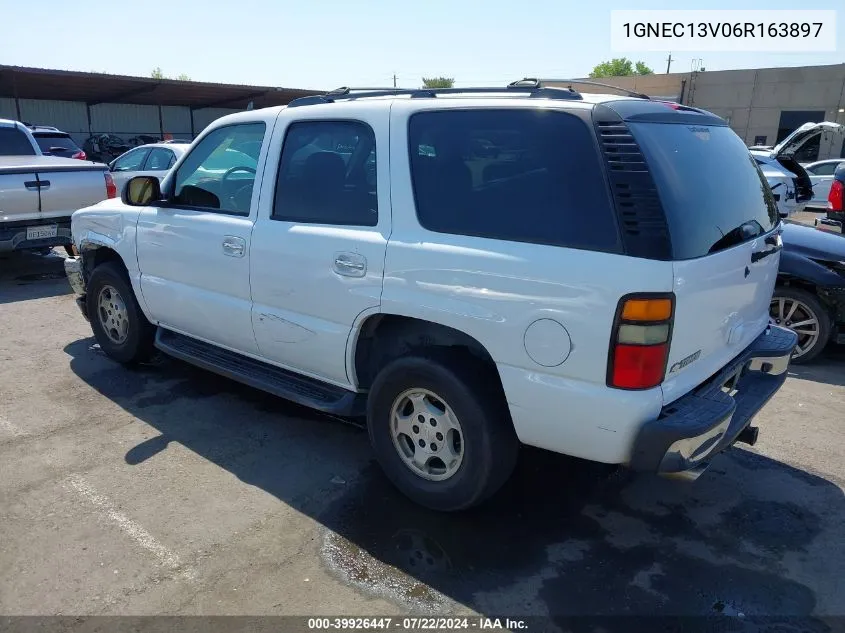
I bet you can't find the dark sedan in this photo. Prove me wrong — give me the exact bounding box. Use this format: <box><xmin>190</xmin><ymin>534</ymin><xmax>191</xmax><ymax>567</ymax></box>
<box><xmin>773</xmin><ymin>221</ymin><xmax>845</xmax><ymax>363</ymax></box>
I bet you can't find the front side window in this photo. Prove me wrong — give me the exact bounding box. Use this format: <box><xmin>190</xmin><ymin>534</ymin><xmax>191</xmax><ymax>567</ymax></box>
<box><xmin>172</xmin><ymin>123</ymin><xmax>265</xmax><ymax>215</ymax></box>
<box><xmin>272</xmin><ymin>120</ymin><xmax>377</xmax><ymax>226</ymax></box>
<box><xmin>0</xmin><ymin>127</ymin><xmax>36</xmax><ymax>156</ymax></box>
<box><xmin>408</xmin><ymin>109</ymin><xmax>619</xmax><ymax>251</ymax></box>
<box><xmin>145</xmin><ymin>148</ymin><xmax>174</xmax><ymax>171</ymax></box>
<box><xmin>113</xmin><ymin>148</ymin><xmax>149</xmax><ymax>172</ymax></box>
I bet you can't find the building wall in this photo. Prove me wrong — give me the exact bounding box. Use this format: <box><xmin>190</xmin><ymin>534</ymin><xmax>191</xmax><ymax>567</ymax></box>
<box><xmin>0</xmin><ymin>97</ymin><xmax>239</xmax><ymax>148</ymax></box>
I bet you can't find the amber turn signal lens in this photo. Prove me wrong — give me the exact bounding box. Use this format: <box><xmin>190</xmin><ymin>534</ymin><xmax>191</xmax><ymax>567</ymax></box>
<box><xmin>621</xmin><ymin>298</ymin><xmax>672</xmax><ymax>322</ymax></box>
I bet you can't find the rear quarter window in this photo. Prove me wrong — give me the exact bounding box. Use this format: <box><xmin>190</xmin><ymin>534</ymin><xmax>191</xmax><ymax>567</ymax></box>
<box><xmin>629</xmin><ymin>122</ymin><xmax>779</xmax><ymax>259</ymax></box>
<box><xmin>408</xmin><ymin>109</ymin><xmax>621</xmax><ymax>252</ymax></box>
<box><xmin>0</xmin><ymin>127</ymin><xmax>36</xmax><ymax>156</ymax></box>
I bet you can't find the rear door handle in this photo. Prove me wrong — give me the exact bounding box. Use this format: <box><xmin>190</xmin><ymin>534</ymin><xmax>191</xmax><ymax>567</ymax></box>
<box><xmin>222</xmin><ymin>236</ymin><xmax>246</xmax><ymax>258</ymax></box>
<box><xmin>333</xmin><ymin>253</ymin><xmax>367</xmax><ymax>277</ymax></box>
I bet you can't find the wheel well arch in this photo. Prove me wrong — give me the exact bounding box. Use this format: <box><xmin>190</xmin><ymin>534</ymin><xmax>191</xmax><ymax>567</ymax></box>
<box><xmin>352</xmin><ymin>314</ymin><xmax>500</xmax><ymax>390</ymax></box>
<box><xmin>80</xmin><ymin>244</ymin><xmax>126</xmax><ymax>282</ymax></box>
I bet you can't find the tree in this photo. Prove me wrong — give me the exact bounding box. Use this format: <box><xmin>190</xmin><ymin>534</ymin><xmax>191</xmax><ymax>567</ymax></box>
<box><xmin>635</xmin><ymin>61</ymin><xmax>653</xmax><ymax>76</ymax></box>
<box><xmin>589</xmin><ymin>58</ymin><xmax>653</xmax><ymax>78</ymax></box>
<box><xmin>150</xmin><ymin>68</ymin><xmax>191</xmax><ymax>81</ymax></box>
<box><xmin>422</xmin><ymin>76</ymin><xmax>454</xmax><ymax>88</ymax></box>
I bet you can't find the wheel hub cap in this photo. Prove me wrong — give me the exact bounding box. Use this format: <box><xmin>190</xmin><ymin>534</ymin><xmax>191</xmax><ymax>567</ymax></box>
<box><xmin>389</xmin><ymin>388</ymin><xmax>464</xmax><ymax>482</ymax></box>
<box><xmin>769</xmin><ymin>297</ymin><xmax>819</xmax><ymax>359</ymax></box>
<box><xmin>97</xmin><ymin>285</ymin><xmax>129</xmax><ymax>345</ymax></box>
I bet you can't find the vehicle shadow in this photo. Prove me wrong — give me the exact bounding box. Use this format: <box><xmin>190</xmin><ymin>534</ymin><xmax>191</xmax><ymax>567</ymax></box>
<box><xmin>788</xmin><ymin>344</ymin><xmax>845</xmax><ymax>388</ymax></box>
<box><xmin>64</xmin><ymin>338</ymin><xmax>845</xmax><ymax>629</ymax></box>
<box><xmin>0</xmin><ymin>250</ymin><xmax>72</xmax><ymax>304</ymax></box>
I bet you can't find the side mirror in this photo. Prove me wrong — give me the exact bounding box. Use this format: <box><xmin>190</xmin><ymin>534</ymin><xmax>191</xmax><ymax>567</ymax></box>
<box><xmin>123</xmin><ymin>176</ymin><xmax>162</xmax><ymax>206</ymax></box>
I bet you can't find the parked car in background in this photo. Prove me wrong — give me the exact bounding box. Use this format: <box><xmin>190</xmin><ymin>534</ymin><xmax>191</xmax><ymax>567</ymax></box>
<box><xmin>66</xmin><ymin>85</ymin><xmax>797</xmax><ymax>510</ymax></box>
<box><xmin>751</xmin><ymin>122</ymin><xmax>844</xmax><ymax>218</ymax></box>
<box><xmin>0</xmin><ymin>118</ymin><xmax>116</xmax><ymax>254</ymax></box>
<box><xmin>774</xmin><ymin>221</ymin><xmax>845</xmax><ymax>363</ymax></box>
<box><xmin>108</xmin><ymin>142</ymin><xmax>190</xmax><ymax>192</ymax></box>
<box><xmin>801</xmin><ymin>158</ymin><xmax>845</xmax><ymax>210</ymax></box>
<box><xmin>27</xmin><ymin>125</ymin><xmax>87</xmax><ymax>160</ymax></box>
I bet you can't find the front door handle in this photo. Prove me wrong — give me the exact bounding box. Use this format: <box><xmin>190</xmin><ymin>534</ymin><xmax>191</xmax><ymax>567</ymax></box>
<box><xmin>222</xmin><ymin>236</ymin><xmax>246</xmax><ymax>258</ymax></box>
<box><xmin>333</xmin><ymin>253</ymin><xmax>366</xmax><ymax>277</ymax></box>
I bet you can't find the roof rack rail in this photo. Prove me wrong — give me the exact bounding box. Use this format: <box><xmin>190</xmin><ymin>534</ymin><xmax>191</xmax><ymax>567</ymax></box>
<box><xmin>523</xmin><ymin>78</ymin><xmax>651</xmax><ymax>100</ymax></box>
<box><xmin>287</xmin><ymin>83</ymin><xmax>583</xmax><ymax>107</ymax></box>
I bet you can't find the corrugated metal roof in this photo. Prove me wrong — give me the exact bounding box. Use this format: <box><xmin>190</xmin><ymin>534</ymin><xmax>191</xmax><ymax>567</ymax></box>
<box><xmin>0</xmin><ymin>65</ymin><xmax>323</xmax><ymax>109</ymax></box>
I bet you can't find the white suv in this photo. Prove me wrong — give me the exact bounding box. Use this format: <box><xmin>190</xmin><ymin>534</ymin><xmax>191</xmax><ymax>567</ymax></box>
<box><xmin>65</xmin><ymin>81</ymin><xmax>797</xmax><ymax>511</ymax></box>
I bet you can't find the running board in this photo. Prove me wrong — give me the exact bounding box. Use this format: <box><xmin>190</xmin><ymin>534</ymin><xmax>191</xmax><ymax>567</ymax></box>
<box><xmin>155</xmin><ymin>329</ymin><xmax>365</xmax><ymax>417</ymax></box>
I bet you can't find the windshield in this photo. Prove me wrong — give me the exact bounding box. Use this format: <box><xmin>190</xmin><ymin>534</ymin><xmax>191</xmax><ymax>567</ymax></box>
<box><xmin>629</xmin><ymin>122</ymin><xmax>779</xmax><ymax>259</ymax></box>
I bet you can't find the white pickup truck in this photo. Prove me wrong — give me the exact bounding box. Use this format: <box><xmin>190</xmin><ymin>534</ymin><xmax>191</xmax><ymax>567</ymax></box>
<box><xmin>0</xmin><ymin>118</ymin><xmax>116</xmax><ymax>254</ymax></box>
<box><xmin>65</xmin><ymin>85</ymin><xmax>797</xmax><ymax>511</ymax></box>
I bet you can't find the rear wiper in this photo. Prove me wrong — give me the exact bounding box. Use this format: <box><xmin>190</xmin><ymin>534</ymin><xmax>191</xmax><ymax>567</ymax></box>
<box><xmin>709</xmin><ymin>221</ymin><xmax>764</xmax><ymax>254</ymax></box>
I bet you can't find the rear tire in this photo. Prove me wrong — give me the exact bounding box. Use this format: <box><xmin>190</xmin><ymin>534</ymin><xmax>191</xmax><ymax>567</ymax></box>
<box><xmin>86</xmin><ymin>261</ymin><xmax>155</xmax><ymax>364</ymax></box>
<box><xmin>770</xmin><ymin>286</ymin><xmax>832</xmax><ymax>364</ymax></box>
<box><xmin>367</xmin><ymin>351</ymin><xmax>518</xmax><ymax>511</ymax></box>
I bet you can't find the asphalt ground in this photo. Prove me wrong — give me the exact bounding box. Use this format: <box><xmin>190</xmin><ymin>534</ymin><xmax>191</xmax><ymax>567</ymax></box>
<box><xmin>1</xmin><ymin>249</ymin><xmax>844</xmax><ymax>632</ymax></box>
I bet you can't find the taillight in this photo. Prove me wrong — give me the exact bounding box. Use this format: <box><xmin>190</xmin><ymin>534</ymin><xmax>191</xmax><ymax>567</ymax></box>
<box><xmin>104</xmin><ymin>172</ymin><xmax>117</xmax><ymax>199</ymax></box>
<box><xmin>608</xmin><ymin>295</ymin><xmax>674</xmax><ymax>390</ymax></box>
<box><xmin>828</xmin><ymin>180</ymin><xmax>843</xmax><ymax>212</ymax></box>
<box><xmin>71</xmin><ymin>150</ymin><xmax>87</xmax><ymax>160</ymax></box>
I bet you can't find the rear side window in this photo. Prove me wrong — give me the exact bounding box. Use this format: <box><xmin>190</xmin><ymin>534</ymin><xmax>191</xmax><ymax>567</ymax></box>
<box><xmin>146</xmin><ymin>148</ymin><xmax>175</xmax><ymax>171</ymax></box>
<box><xmin>408</xmin><ymin>109</ymin><xmax>619</xmax><ymax>251</ymax></box>
<box><xmin>629</xmin><ymin>123</ymin><xmax>779</xmax><ymax>259</ymax></box>
<box><xmin>272</xmin><ymin>120</ymin><xmax>378</xmax><ymax>226</ymax></box>
<box><xmin>0</xmin><ymin>127</ymin><xmax>36</xmax><ymax>156</ymax></box>
<box><xmin>33</xmin><ymin>133</ymin><xmax>79</xmax><ymax>153</ymax></box>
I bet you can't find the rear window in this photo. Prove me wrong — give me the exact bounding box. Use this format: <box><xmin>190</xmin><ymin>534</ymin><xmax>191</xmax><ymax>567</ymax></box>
<box><xmin>629</xmin><ymin>123</ymin><xmax>779</xmax><ymax>260</ymax></box>
<box><xmin>408</xmin><ymin>109</ymin><xmax>620</xmax><ymax>252</ymax></box>
<box><xmin>0</xmin><ymin>127</ymin><xmax>36</xmax><ymax>156</ymax></box>
<box><xmin>33</xmin><ymin>133</ymin><xmax>79</xmax><ymax>153</ymax></box>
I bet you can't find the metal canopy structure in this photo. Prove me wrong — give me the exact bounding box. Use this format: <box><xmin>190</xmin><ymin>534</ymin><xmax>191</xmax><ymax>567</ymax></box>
<box><xmin>0</xmin><ymin>65</ymin><xmax>322</xmax><ymax>110</ymax></box>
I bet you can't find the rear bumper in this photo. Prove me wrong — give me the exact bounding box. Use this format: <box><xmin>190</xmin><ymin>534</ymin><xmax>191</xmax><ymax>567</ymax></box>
<box><xmin>629</xmin><ymin>325</ymin><xmax>798</xmax><ymax>477</ymax></box>
<box><xmin>0</xmin><ymin>218</ymin><xmax>72</xmax><ymax>253</ymax></box>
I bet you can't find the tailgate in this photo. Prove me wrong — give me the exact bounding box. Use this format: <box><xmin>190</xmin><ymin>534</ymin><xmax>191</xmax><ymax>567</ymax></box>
<box><xmin>0</xmin><ymin>171</ymin><xmax>40</xmax><ymax>222</ymax></box>
<box><xmin>666</xmin><ymin>235</ymin><xmax>780</xmax><ymax>404</ymax></box>
<box><xmin>626</xmin><ymin>120</ymin><xmax>783</xmax><ymax>405</ymax></box>
<box><xmin>38</xmin><ymin>167</ymin><xmax>109</xmax><ymax>220</ymax></box>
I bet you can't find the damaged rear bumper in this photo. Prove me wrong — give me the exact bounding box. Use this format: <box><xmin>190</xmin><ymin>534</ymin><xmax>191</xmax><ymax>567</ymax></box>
<box><xmin>629</xmin><ymin>325</ymin><xmax>798</xmax><ymax>479</ymax></box>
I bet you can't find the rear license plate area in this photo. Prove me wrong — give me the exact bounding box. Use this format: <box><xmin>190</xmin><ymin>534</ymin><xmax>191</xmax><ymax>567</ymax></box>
<box><xmin>26</xmin><ymin>225</ymin><xmax>58</xmax><ymax>240</ymax></box>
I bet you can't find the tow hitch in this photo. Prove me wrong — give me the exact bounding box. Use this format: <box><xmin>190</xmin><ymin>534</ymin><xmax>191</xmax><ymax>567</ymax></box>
<box><xmin>737</xmin><ymin>425</ymin><xmax>759</xmax><ymax>446</ymax></box>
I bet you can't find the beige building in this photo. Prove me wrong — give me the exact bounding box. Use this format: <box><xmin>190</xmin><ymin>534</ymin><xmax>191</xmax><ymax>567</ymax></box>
<box><xmin>551</xmin><ymin>63</ymin><xmax>845</xmax><ymax>161</ymax></box>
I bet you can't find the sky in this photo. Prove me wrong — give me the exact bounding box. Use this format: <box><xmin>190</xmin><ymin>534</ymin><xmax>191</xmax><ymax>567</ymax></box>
<box><xmin>1</xmin><ymin>0</ymin><xmax>843</xmax><ymax>90</ymax></box>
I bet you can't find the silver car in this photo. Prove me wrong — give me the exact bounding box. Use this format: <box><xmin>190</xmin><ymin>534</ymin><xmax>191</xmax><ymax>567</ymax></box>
<box><xmin>109</xmin><ymin>142</ymin><xmax>190</xmax><ymax>193</ymax></box>
<box><xmin>801</xmin><ymin>158</ymin><xmax>845</xmax><ymax>210</ymax></box>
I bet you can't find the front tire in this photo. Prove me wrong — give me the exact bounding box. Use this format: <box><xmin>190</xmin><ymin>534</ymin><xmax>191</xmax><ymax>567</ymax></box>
<box><xmin>367</xmin><ymin>352</ymin><xmax>518</xmax><ymax>511</ymax></box>
<box><xmin>86</xmin><ymin>261</ymin><xmax>155</xmax><ymax>364</ymax></box>
<box><xmin>770</xmin><ymin>286</ymin><xmax>832</xmax><ymax>364</ymax></box>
